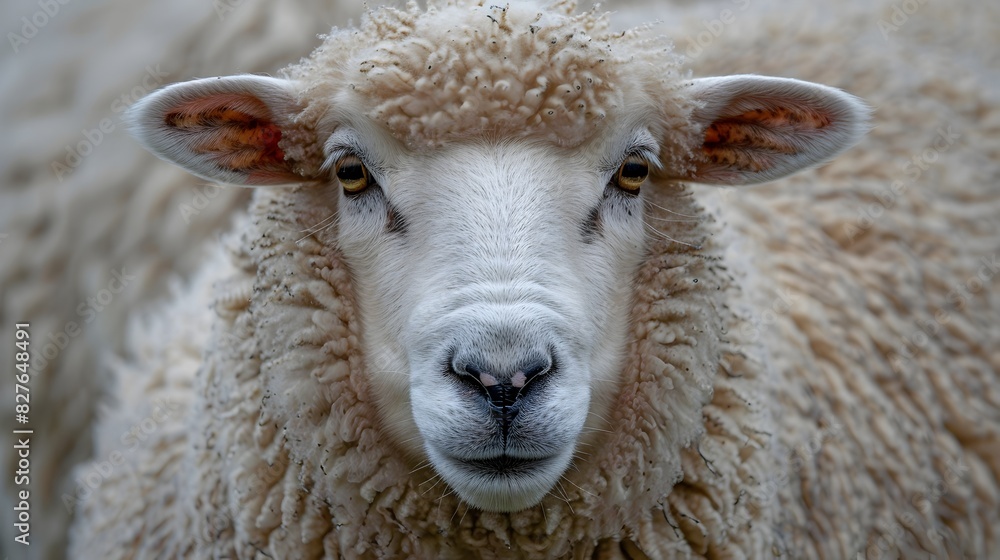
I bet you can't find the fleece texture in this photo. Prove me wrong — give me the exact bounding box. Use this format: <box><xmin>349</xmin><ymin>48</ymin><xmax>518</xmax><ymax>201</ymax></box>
<box><xmin>0</xmin><ymin>0</ymin><xmax>366</xmax><ymax>558</ymax></box>
<box><xmin>72</xmin><ymin>167</ymin><xmax>770</xmax><ymax>560</ymax></box>
<box><xmin>286</xmin><ymin>1</ymin><xmax>682</xmax><ymax>151</ymax></box>
<box><xmin>66</xmin><ymin>0</ymin><xmax>999</xmax><ymax>558</ymax></box>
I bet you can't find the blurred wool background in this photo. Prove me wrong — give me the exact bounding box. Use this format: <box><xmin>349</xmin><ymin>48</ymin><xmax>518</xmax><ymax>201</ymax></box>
<box><xmin>0</xmin><ymin>0</ymin><xmax>996</xmax><ymax>558</ymax></box>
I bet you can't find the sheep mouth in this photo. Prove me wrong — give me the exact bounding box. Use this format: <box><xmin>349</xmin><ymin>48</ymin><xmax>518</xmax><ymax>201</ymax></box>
<box><xmin>456</xmin><ymin>454</ymin><xmax>553</xmax><ymax>477</ymax></box>
<box><xmin>431</xmin><ymin>448</ymin><xmax>574</xmax><ymax>511</ymax></box>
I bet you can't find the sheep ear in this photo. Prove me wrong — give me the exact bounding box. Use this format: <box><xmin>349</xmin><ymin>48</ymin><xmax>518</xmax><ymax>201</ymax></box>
<box><xmin>128</xmin><ymin>75</ymin><xmax>309</xmax><ymax>186</ymax></box>
<box><xmin>672</xmin><ymin>75</ymin><xmax>870</xmax><ymax>185</ymax></box>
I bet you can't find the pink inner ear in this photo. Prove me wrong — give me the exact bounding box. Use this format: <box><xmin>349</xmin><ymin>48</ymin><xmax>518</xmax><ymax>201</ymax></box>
<box><xmin>165</xmin><ymin>94</ymin><xmax>287</xmax><ymax>180</ymax></box>
<box><xmin>699</xmin><ymin>105</ymin><xmax>833</xmax><ymax>174</ymax></box>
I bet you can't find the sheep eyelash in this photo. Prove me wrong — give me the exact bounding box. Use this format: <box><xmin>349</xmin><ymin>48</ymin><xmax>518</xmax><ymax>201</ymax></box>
<box><xmin>322</xmin><ymin>147</ymin><xmax>373</xmax><ymax>175</ymax></box>
<box><xmin>321</xmin><ymin>133</ymin><xmax>384</xmax><ymax>182</ymax></box>
<box><xmin>598</xmin><ymin>136</ymin><xmax>662</xmax><ymax>181</ymax></box>
<box><xmin>626</xmin><ymin>144</ymin><xmax>662</xmax><ymax>172</ymax></box>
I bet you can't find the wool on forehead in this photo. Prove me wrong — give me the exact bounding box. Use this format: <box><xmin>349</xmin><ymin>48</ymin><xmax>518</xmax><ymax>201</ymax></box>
<box><xmin>284</xmin><ymin>0</ymin><xmax>685</xmax><ymax>151</ymax></box>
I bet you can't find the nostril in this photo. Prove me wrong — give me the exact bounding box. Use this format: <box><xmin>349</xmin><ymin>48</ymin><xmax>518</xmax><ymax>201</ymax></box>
<box><xmin>449</xmin><ymin>358</ymin><xmax>495</xmax><ymax>403</ymax></box>
<box><xmin>510</xmin><ymin>358</ymin><xmax>551</xmax><ymax>389</ymax></box>
<box><xmin>449</xmin><ymin>353</ymin><xmax>554</xmax><ymax>410</ymax></box>
<box><xmin>464</xmin><ymin>362</ymin><xmax>500</xmax><ymax>388</ymax></box>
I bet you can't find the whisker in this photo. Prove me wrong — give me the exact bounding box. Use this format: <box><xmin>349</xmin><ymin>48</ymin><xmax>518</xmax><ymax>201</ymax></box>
<box><xmin>643</xmin><ymin>199</ymin><xmax>700</xmax><ymax>218</ymax></box>
<box><xmin>586</xmin><ymin>372</ymin><xmax>618</xmax><ymax>383</ymax></box>
<box><xmin>434</xmin><ymin>486</ymin><xmax>454</xmax><ymax>519</ymax></box>
<box><xmin>644</xmin><ymin>223</ymin><xmax>700</xmax><ymax>248</ymax></box>
<box><xmin>439</xmin><ymin>488</ymin><xmax>461</xmax><ymax>527</ymax></box>
<box><xmin>295</xmin><ymin>212</ymin><xmax>341</xmax><ymax>243</ymax></box>
<box><xmin>563</xmin><ymin>477</ymin><xmax>598</xmax><ymax>499</ymax></box>
<box><xmin>421</xmin><ymin>475</ymin><xmax>445</xmax><ymax>496</ymax></box>
<box><xmin>579</xmin><ymin>427</ymin><xmax>614</xmax><ymax>435</ymax></box>
<box><xmin>418</xmin><ymin>470</ymin><xmax>440</xmax><ymax>486</ymax></box>
<box><xmin>571</xmin><ymin>447</ymin><xmax>594</xmax><ymax>459</ymax></box>
<box><xmin>646</xmin><ymin>214</ymin><xmax>701</xmax><ymax>223</ymax></box>
<box><xmin>409</xmin><ymin>460</ymin><xmax>432</xmax><ymax>475</ymax></box>
<box><xmin>585</xmin><ymin>409</ymin><xmax>614</xmax><ymax>425</ymax></box>
<box><xmin>448</xmin><ymin>494</ymin><xmax>465</xmax><ymax>525</ymax></box>
<box><xmin>299</xmin><ymin>212</ymin><xmax>338</xmax><ymax>234</ymax></box>
<box><xmin>365</xmin><ymin>369</ymin><xmax>410</xmax><ymax>377</ymax></box>
<box><xmin>396</xmin><ymin>434</ymin><xmax>426</xmax><ymax>447</ymax></box>
<box><xmin>555</xmin><ymin>481</ymin><xmax>576</xmax><ymax>515</ymax></box>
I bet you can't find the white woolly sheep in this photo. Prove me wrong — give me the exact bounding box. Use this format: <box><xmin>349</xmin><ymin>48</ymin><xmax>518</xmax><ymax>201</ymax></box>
<box><xmin>68</xmin><ymin>0</ymin><xmax>1000</xmax><ymax>558</ymax></box>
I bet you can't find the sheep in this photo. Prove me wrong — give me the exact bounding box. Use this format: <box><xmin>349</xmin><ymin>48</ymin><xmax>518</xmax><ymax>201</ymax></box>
<box><xmin>67</xmin><ymin>0</ymin><xmax>1000</xmax><ymax>558</ymax></box>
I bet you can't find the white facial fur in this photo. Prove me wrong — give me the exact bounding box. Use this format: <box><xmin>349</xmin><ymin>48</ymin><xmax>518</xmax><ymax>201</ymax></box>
<box><xmin>332</xmin><ymin>122</ymin><xmax>654</xmax><ymax>511</ymax></box>
<box><xmin>128</xmin><ymin>62</ymin><xmax>868</xmax><ymax>513</ymax></box>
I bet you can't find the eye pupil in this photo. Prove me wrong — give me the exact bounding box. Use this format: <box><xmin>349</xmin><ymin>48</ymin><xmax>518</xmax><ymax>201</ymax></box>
<box><xmin>614</xmin><ymin>156</ymin><xmax>649</xmax><ymax>193</ymax></box>
<box><xmin>621</xmin><ymin>161</ymin><xmax>647</xmax><ymax>179</ymax></box>
<box><xmin>335</xmin><ymin>155</ymin><xmax>371</xmax><ymax>193</ymax></box>
<box><xmin>336</xmin><ymin>163</ymin><xmax>365</xmax><ymax>182</ymax></box>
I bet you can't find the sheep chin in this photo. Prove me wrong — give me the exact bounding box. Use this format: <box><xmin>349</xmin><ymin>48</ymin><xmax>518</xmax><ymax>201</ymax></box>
<box><xmin>425</xmin><ymin>445</ymin><xmax>575</xmax><ymax>513</ymax></box>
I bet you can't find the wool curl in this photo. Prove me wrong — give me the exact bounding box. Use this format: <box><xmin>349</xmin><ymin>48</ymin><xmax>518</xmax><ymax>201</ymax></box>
<box><xmin>67</xmin><ymin>0</ymin><xmax>1000</xmax><ymax>558</ymax></box>
<box><xmin>70</xmin><ymin>179</ymin><xmax>774</xmax><ymax>559</ymax></box>
<box><xmin>281</xmin><ymin>0</ymin><xmax>687</xmax><ymax>157</ymax></box>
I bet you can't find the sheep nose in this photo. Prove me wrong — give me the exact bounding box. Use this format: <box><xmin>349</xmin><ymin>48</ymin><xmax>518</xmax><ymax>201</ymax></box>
<box><xmin>450</xmin><ymin>354</ymin><xmax>552</xmax><ymax>411</ymax></box>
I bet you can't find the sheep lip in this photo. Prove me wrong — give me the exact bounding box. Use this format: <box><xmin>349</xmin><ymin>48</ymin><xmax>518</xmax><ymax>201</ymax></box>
<box><xmin>454</xmin><ymin>454</ymin><xmax>553</xmax><ymax>476</ymax></box>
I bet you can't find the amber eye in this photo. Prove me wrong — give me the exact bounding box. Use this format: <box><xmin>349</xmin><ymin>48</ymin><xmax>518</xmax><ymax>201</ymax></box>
<box><xmin>614</xmin><ymin>155</ymin><xmax>649</xmax><ymax>193</ymax></box>
<box><xmin>335</xmin><ymin>155</ymin><xmax>370</xmax><ymax>194</ymax></box>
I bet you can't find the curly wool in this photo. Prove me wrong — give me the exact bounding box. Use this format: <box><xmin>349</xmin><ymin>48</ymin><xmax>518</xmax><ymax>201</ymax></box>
<box><xmin>68</xmin><ymin>0</ymin><xmax>1000</xmax><ymax>558</ymax></box>
<box><xmin>72</xmin><ymin>179</ymin><xmax>772</xmax><ymax>559</ymax></box>
<box><xmin>282</xmin><ymin>0</ymin><xmax>684</xmax><ymax>155</ymax></box>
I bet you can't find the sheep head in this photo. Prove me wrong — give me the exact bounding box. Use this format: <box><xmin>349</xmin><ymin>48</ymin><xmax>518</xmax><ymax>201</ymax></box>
<box><xmin>129</xmin><ymin>1</ymin><xmax>868</xmax><ymax>514</ymax></box>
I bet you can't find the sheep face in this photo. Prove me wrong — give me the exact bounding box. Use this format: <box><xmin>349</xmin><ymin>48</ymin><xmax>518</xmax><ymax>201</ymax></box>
<box><xmin>129</xmin><ymin>1</ymin><xmax>868</xmax><ymax>515</ymax></box>
<box><xmin>330</xmin><ymin>123</ymin><xmax>654</xmax><ymax>511</ymax></box>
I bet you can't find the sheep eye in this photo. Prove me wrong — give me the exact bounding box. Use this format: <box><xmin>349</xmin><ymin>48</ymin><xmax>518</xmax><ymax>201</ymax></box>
<box><xmin>614</xmin><ymin>155</ymin><xmax>649</xmax><ymax>193</ymax></box>
<box><xmin>335</xmin><ymin>155</ymin><xmax>370</xmax><ymax>194</ymax></box>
